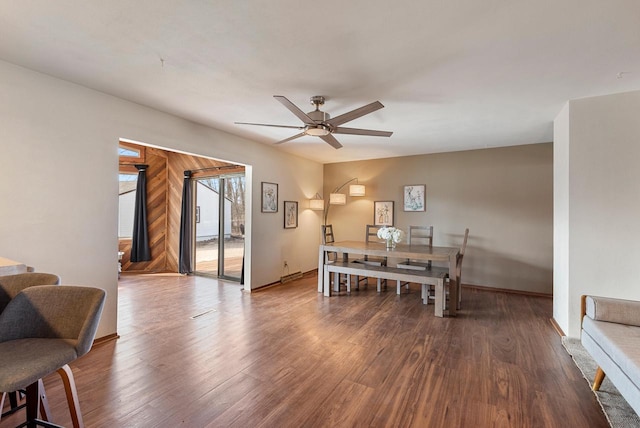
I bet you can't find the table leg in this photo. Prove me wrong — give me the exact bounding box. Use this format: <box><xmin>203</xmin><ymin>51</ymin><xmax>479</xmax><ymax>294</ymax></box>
<box><xmin>447</xmin><ymin>252</ymin><xmax>458</xmax><ymax>316</ymax></box>
<box><xmin>318</xmin><ymin>247</ymin><xmax>325</xmax><ymax>293</ymax></box>
<box><xmin>323</xmin><ymin>265</ymin><xmax>331</xmax><ymax>297</ymax></box>
<box><xmin>434</xmin><ymin>279</ymin><xmax>444</xmax><ymax>317</ymax></box>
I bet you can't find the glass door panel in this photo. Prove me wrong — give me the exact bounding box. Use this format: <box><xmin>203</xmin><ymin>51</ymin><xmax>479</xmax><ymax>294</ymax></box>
<box><xmin>194</xmin><ymin>178</ymin><xmax>220</xmax><ymax>277</ymax></box>
<box><xmin>221</xmin><ymin>175</ymin><xmax>245</xmax><ymax>279</ymax></box>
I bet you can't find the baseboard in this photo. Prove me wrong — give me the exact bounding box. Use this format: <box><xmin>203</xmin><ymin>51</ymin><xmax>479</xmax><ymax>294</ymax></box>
<box><xmin>463</xmin><ymin>283</ymin><xmax>552</xmax><ymax>298</ymax></box>
<box><xmin>549</xmin><ymin>317</ymin><xmax>566</xmax><ymax>337</ymax></box>
<box><xmin>92</xmin><ymin>333</ymin><xmax>120</xmax><ymax>347</ymax></box>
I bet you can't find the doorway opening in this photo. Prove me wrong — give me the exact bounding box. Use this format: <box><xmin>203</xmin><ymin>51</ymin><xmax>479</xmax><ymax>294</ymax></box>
<box><xmin>117</xmin><ymin>139</ymin><xmax>248</xmax><ymax>285</ymax></box>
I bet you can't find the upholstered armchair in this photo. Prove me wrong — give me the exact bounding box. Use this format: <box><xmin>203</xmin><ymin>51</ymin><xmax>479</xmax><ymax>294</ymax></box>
<box><xmin>0</xmin><ymin>285</ymin><xmax>105</xmax><ymax>428</ymax></box>
<box><xmin>0</xmin><ymin>272</ymin><xmax>60</xmax><ymax>313</ymax></box>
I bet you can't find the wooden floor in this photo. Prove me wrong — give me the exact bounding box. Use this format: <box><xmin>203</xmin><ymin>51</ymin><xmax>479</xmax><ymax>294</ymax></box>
<box><xmin>1</xmin><ymin>274</ymin><xmax>607</xmax><ymax>427</ymax></box>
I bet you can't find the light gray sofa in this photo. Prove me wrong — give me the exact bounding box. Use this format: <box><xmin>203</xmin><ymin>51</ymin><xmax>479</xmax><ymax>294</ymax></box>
<box><xmin>581</xmin><ymin>295</ymin><xmax>640</xmax><ymax>416</ymax></box>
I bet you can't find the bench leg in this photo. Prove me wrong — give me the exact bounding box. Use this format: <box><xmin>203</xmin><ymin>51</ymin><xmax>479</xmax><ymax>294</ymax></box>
<box><xmin>396</xmin><ymin>280</ymin><xmax>401</xmax><ymax>295</ymax></box>
<box><xmin>434</xmin><ymin>279</ymin><xmax>444</xmax><ymax>317</ymax></box>
<box><xmin>377</xmin><ymin>278</ymin><xmax>381</xmax><ymax>293</ymax></box>
<box><xmin>592</xmin><ymin>366</ymin><xmax>606</xmax><ymax>391</ymax></box>
<box><xmin>421</xmin><ymin>284</ymin><xmax>432</xmax><ymax>305</ymax></box>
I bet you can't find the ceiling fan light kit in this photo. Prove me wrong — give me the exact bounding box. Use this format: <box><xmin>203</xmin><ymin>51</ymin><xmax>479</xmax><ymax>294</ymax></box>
<box><xmin>235</xmin><ymin>95</ymin><xmax>393</xmax><ymax>149</ymax></box>
<box><xmin>305</xmin><ymin>124</ymin><xmax>330</xmax><ymax>136</ymax></box>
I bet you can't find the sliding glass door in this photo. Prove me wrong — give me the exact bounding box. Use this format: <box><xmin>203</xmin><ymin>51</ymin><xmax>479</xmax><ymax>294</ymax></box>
<box><xmin>194</xmin><ymin>174</ymin><xmax>245</xmax><ymax>280</ymax></box>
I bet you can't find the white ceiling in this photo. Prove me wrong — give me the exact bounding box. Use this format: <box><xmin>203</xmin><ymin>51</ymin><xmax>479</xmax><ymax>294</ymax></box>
<box><xmin>1</xmin><ymin>1</ymin><xmax>639</xmax><ymax>164</ymax></box>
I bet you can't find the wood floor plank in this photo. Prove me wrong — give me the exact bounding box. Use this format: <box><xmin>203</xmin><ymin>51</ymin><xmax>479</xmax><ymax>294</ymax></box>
<box><xmin>0</xmin><ymin>273</ymin><xmax>609</xmax><ymax>427</ymax></box>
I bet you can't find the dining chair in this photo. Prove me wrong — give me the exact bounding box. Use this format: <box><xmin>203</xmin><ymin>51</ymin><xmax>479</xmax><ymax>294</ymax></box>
<box><xmin>0</xmin><ymin>272</ymin><xmax>61</xmax><ymax>314</ymax></box>
<box><xmin>397</xmin><ymin>225</ymin><xmax>434</xmax><ymax>270</ymax></box>
<box><xmin>0</xmin><ymin>272</ymin><xmax>61</xmax><ymax>420</ymax></box>
<box><xmin>0</xmin><ymin>285</ymin><xmax>106</xmax><ymax>428</ymax></box>
<box><xmin>351</xmin><ymin>225</ymin><xmax>388</xmax><ymax>290</ymax></box>
<box><xmin>321</xmin><ymin>225</ymin><xmax>365</xmax><ymax>292</ymax></box>
<box><xmin>420</xmin><ymin>228</ymin><xmax>469</xmax><ymax>310</ymax></box>
<box><xmin>354</xmin><ymin>225</ymin><xmax>387</xmax><ymax>266</ymax></box>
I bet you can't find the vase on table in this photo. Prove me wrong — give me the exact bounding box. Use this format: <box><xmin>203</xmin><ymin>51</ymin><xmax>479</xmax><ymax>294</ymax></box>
<box><xmin>386</xmin><ymin>239</ymin><xmax>395</xmax><ymax>250</ymax></box>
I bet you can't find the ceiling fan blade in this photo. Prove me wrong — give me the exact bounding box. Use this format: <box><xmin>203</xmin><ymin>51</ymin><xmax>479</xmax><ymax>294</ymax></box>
<box><xmin>274</xmin><ymin>95</ymin><xmax>315</xmax><ymax>125</ymax></box>
<box><xmin>319</xmin><ymin>133</ymin><xmax>343</xmax><ymax>149</ymax></box>
<box><xmin>333</xmin><ymin>127</ymin><xmax>393</xmax><ymax>137</ymax></box>
<box><xmin>274</xmin><ymin>132</ymin><xmax>306</xmax><ymax>145</ymax></box>
<box><xmin>235</xmin><ymin>122</ymin><xmax>304</xmax><ymax>130</ymax></box>
<box><xmin>326</xmin><ymin>101</ymin><xmax>384</xmax><ymax>127</ymax></box>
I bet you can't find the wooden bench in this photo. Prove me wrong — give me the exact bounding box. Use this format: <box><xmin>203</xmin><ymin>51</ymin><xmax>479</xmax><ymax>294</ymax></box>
<box><xmin>325</xmin><ymin>261</ymin><xmax>448</xmax><ymax>317</ymax></box>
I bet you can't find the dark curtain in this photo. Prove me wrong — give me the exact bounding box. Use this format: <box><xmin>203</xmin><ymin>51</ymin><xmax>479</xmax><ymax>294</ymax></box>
<box><xmin>130</xmin><ymin>164</ymin><xmax>151</xmax><ymax>262</ymax></box>
<box><xmin>179</xmin><ymin>170</ymin><xmax>193</xmax><ymax>274</ymax></box>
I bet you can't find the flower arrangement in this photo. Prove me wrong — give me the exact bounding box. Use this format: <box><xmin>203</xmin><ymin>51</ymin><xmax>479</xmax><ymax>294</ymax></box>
<box><xmin>377</xmin><ymin>226</ymin><xmax>404</xmax><ymax>248</ymax></box>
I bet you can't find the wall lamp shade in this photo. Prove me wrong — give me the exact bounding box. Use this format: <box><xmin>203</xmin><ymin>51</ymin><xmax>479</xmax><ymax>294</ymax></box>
<box><xmin>329</xmin><ymin>193</ymin><xmax>347</xmax><ymax>205</ymax></box>
<box><xmin>349</xmin><ymin>184</ymin><xmax>366</xmax><ymax>196</ymax></box>
<box><xmin>309</xmin><ymin>194</ymin><xmax>324</xmax><ymax>210</ymax></box>
<box><xmin>323</xmin><ymin>178</ymin><xmax>365</xmax><ymax>225</ymax></box>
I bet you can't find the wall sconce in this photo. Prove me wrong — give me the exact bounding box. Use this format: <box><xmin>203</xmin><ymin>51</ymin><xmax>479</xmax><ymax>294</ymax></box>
<box><xmin>309</xmin><ymin>193</ymin><xmax>324</xmax><ymax>210</ymax></box>
<box><xmin>324</xmin><ymin>178</ymin><xmax>366</xmax><ymax>225</ymax></box>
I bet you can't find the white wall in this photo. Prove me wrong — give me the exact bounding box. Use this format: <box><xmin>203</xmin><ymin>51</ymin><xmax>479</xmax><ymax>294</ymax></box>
<box><xmin>553</xmin><ymin>103</ymin><xmax>570</xmax><ymax>333</ymax></box>
<box><xmin>324</xmin><ymin>143</ymin><xmax>554</xmax><ymax>294</ymax></box>
<box><xmin>0</xmin><ymin>60</ymin><xmax>323</xmax><ymax>338</ymax></box>
<box><xmin>554</xmin><ymin>90</ymin><xmax>640</xmax><ymax>337</ymax></box>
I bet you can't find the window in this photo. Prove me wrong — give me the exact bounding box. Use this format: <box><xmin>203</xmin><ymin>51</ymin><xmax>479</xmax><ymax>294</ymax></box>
<box><xmin>118</xmin><ymin>141</ymin><xmax>145</xmax><ymax>165</ymax></box>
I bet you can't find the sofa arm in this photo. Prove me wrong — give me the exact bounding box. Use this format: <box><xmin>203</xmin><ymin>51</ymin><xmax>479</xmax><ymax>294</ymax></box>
<box><xmin>584</xmin><ymin>295</ymin><xmax>640</xmax><ymax>326</ymax></box>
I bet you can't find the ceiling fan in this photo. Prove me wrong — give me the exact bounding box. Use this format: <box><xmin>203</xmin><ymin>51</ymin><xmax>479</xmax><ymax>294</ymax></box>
<box><xmin>235</xmin><ymin>95</ymin><xmax>393</xmax><ymax>149</ymax></box>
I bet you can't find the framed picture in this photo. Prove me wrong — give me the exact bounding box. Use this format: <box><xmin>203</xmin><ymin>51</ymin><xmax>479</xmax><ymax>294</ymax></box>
<box><xmin>284</xmin><ymin>201</ymin><xmax>298</xmax><ymax>229</ymax></box>
<box><xmin>403</xmin><ymin>184</ymin><xmax>426</xmax><ymax>212</ymax></box>
<box><xmin>261</xmin><ymin>182</ymin><xmax>278</xmax><ymax>213</ymax></box>
<box><xmin>374</xmin><ymin>201</ymin><xmax>394</xmax><ymax>226</ymax></box>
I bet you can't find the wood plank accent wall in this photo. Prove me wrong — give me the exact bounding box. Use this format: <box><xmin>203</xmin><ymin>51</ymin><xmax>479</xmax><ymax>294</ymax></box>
<box><xmin>119</xmin><ymin>142</ymin><xmax>244</xmax><ymax>273</ymax></box>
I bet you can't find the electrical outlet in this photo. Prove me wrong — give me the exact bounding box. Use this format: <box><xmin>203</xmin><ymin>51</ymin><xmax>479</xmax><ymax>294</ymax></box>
<box><xmin>284</xmin><ymin>261</ymin><xmax>288</xmax><ymax>268</ymax></box>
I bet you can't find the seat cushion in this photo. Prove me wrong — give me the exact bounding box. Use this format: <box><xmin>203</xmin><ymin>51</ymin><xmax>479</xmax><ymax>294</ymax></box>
<box><xmin>582</xmin><ymin>316</ymin><xmax>640</xmax><ymax>392</ymax></box>
<box><xmin>0</xmin><ymin>338</ymin><xmax>77</xmax><ymax>391</ymax></box>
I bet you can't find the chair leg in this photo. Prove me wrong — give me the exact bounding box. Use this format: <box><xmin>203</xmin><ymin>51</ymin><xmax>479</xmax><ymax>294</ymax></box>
<box><xmin>57</xmin><ymin>364</ymin><xmax>84</xmax><ymax>428</ymax></box>
<box><xmin>25</xmin><ymin>381</ymin><xmax>40</xmax><ymax>428</ymax></box>
<box><xmin>592</xmin><ymin>366</ymin><xmax>606</xmax><ymax>391</ymax></box>
<box><xmin>0</xmin><ymin>392</ymin><xmax>5</xmax><ymax>421</ymax></box>
<box><xmin>38</xmin><ymin>379</ymin><xmax>52</xmax><ymax>422</ymax></box>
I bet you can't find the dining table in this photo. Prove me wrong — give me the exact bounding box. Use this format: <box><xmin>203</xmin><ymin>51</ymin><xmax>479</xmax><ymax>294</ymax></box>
<box><xmin>0</xmin><ymin>257</ymin><xmax>28</xmax><ymax>276</ymax></box>
<box><xmin>318</xmin><ymin>240</ymin><xmax>461</xmax><ymax>316</ymax></box>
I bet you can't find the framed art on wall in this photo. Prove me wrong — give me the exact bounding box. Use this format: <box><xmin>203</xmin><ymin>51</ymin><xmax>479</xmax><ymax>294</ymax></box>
<box><xmin>284</xmin><ymin>201</ymin><xmax>298</xmax><ymax>229</ymax></box>
<box><xmin>403</xmin><ymin>184</ymin><xmax>426</xmax><ymax>212</ymax></box>
<box><xmin>374</xmin><ymin>201</ymin><xmax>394</xmax><ymax>226</ymax></box>
<box><xmin>261</xmin><ymin>182</ymin><xmax>278</xmax><ymax>213</ymax></box>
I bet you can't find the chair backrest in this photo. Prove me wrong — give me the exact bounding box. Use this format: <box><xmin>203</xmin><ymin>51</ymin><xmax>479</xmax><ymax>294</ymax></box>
<box><xmin>0</xmin><ymin>285</ymin><xmax>106</xmax><ymax>357</ymax></box>
<box><xmin>365</xmin><ymin>225</ymin><xmax>383</xmax><ymax>243</ymax></box>
<box><xmin>321</xmin><ymin>224</ymin><xmax>335</xmax><ymax>245</ymax></box>
<box><xmin>0</xmin><ymin>272</ymin><xmax>60</xmax><ymax>314</ymax></box>
<box><xmin>456</xmin><ymin>228</ymin><xmax>470</xmax><ymax>281</ymax></box>
<box><xmin>408</xmin><ymin>225</ymin><xmax>433</xmax><ymax>247</ymax></box>
<box><xmin>322</xmin><ymin>224</ymin><xmax>337</xmax><ymax>263</ymax></box>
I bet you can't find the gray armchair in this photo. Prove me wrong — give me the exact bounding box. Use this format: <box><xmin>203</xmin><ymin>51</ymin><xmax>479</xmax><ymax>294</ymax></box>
<box><xmin>0</xmin><ymin>272</ymin><xmax>60</xmax><ymax>314</ymax></box>
<box><xmin>0</xmin><ymin>272</ymin><xmax>61</xmax><ymax>419</ymax></box>
<box><xmin>0</xmin><ymin>285</ymin><xmax>105</xmax><ymax>428</ymax></box>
